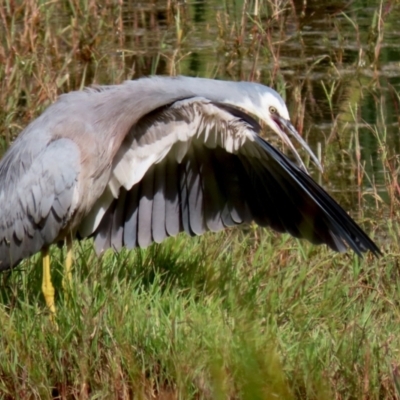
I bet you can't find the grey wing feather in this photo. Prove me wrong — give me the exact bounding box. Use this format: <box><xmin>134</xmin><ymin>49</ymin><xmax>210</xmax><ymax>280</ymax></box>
<box><xmin>186</xmin><ymin>146</ymin><xmax>206</xmax><ymax>235</ymax></box>
<box><xmin>111</xmin><ymin>188</ymin><xmax>127</xmax><ymax>251</ymax></box>
<box><xmin>137</xmin><ymin>168</ymin><xmax>154</xmax><ymax>248</ymax></box>
<box><xmin>93</xmin><ymin>202</ymin><xmax>114</xmax><ymax>254</ymax></box>
<box><xmin>195</xmin><ymin>147</ymin><xmax>225</xmax><ymax>232</ymax></box>
<box><xmin>40</xmin><ymin>192</ymin><xmax>55</xmax><ymax>219</ymax></box>
<box><xmin>178</xmin><ymin>159</ymin><xmax>193</xmax><ymax>236</ymax></box>
<box><xmin>165</xmin><ymin>156</ymin><xmax>181</xmax><ymax>236</ymax></box>
<box><xmin>152</xmin><ymin>159</ymin><xmax>167</xmax><ymax>243</ymax></box>
<box><xmin>0</xmin><ymin>138</ymin><xmax>80</xmax><ymax>270</ymax></box>
<box><xmin>94</xmin><ymin>188</ymin><xmax>128</xmax><ymax>253</ymax></box>
<box><xmin>123</xmin><ymin>184</ymin><xmax>139</xmax><ymax>248</ymax></box>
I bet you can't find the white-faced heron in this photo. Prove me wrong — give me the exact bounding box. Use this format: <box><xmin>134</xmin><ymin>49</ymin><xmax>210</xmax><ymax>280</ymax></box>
<box><xmin>0</xmin><ymin>76</ymin><xmax>380</xmax><ymax>312</ymax></box>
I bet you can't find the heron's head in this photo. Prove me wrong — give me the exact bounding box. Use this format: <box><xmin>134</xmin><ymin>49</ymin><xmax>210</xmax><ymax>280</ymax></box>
<box><xmin>252</xmin><ymin>86</ymin><xmax>323</xmax><ymax>172</ymax></box>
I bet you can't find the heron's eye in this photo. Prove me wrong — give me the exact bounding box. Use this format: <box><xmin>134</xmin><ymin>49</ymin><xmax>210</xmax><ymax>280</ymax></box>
<box><xmin>269</xmin><ymin>106</ymin><xmax>277</xmax><ymax>114</ymax></box>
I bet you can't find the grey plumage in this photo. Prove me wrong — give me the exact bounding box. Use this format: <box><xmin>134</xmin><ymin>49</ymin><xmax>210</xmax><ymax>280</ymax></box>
<box><xmin>0</xmin><ymin>76</ymin><xmax>380</xmax><ymax>271</ymax></box>
<box><xmin>152</xmin><ymin>159</ymin><xmax>167</xmax><ymax>243</ymax></box>
<box><xmin>137</xmin><ymin>167</ymin><xmax>155</xmax><ymax>248</ymax></box>
<box><xmin>165</xmin><ymin>158</ymin><xmax>181</xmax><ymax>237</ymax></box>
<box><xmin>122</xmin><ymin>185</ymin><xmax>140</xmax><ymax>249</ymax></box>
<box><xmin>0</xmin><ymin>137</ymin><xmax>80</xmax><ymax>270</ymax></box>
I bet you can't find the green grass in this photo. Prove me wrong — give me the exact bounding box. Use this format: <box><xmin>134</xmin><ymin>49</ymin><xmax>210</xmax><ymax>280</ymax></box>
<box><xmin>0</xmin><ymin>227</ymin><xmax>398</xmax><ymax>399</ymax></box>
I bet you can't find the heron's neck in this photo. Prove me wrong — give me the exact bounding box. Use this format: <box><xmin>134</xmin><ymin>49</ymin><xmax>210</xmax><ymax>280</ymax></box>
<box><xmin>92</xmin><ymin>77</ymin><xmax>252</xmax><ymax>158</ymax></box>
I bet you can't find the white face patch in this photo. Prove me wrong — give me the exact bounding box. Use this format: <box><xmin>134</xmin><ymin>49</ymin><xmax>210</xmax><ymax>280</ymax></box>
<box><xmin>259</xmin><ymin>90</ymin><xmax>290</xmax><ymax>121</ymax></box>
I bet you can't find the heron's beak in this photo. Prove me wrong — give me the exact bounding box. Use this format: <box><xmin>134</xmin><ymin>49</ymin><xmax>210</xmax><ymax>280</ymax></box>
<box><xmin>272</xmin><ymin>115</ymin><xmax>323</xmax><ymax>173</ymax></box>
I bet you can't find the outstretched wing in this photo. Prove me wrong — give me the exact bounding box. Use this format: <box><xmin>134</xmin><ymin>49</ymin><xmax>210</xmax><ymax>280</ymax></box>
<box><xmin>84</xmin><ymin>97</ymin><xmax>379</xmax><ymax>257</ymax></box>
<box><xmin>0</xmin><ymin>138</ymin><xmax>80</xmax><ymax>270</ymax></box>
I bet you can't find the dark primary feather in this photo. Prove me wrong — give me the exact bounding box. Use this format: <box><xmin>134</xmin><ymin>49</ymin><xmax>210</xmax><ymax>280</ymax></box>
<box><xmin>93</xmin><ymin>99</ymin><xmax>380</xmax><ymax>257</ymax></box>
<box><xmin>253</xmin><ymin>137</ymin><xmax>377</xmax><ymax>254</ymax></box>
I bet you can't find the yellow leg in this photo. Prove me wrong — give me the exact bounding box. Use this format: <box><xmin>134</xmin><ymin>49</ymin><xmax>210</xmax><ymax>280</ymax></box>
<box><xmin>41</xmin><ymin>248</ymin><xmax>56</xmax><ymax>314</ymax></box>
<box><xmin>63</xmin><ymin>236</ymin><xmax>73</xmax><ymax>299</ymax></box>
